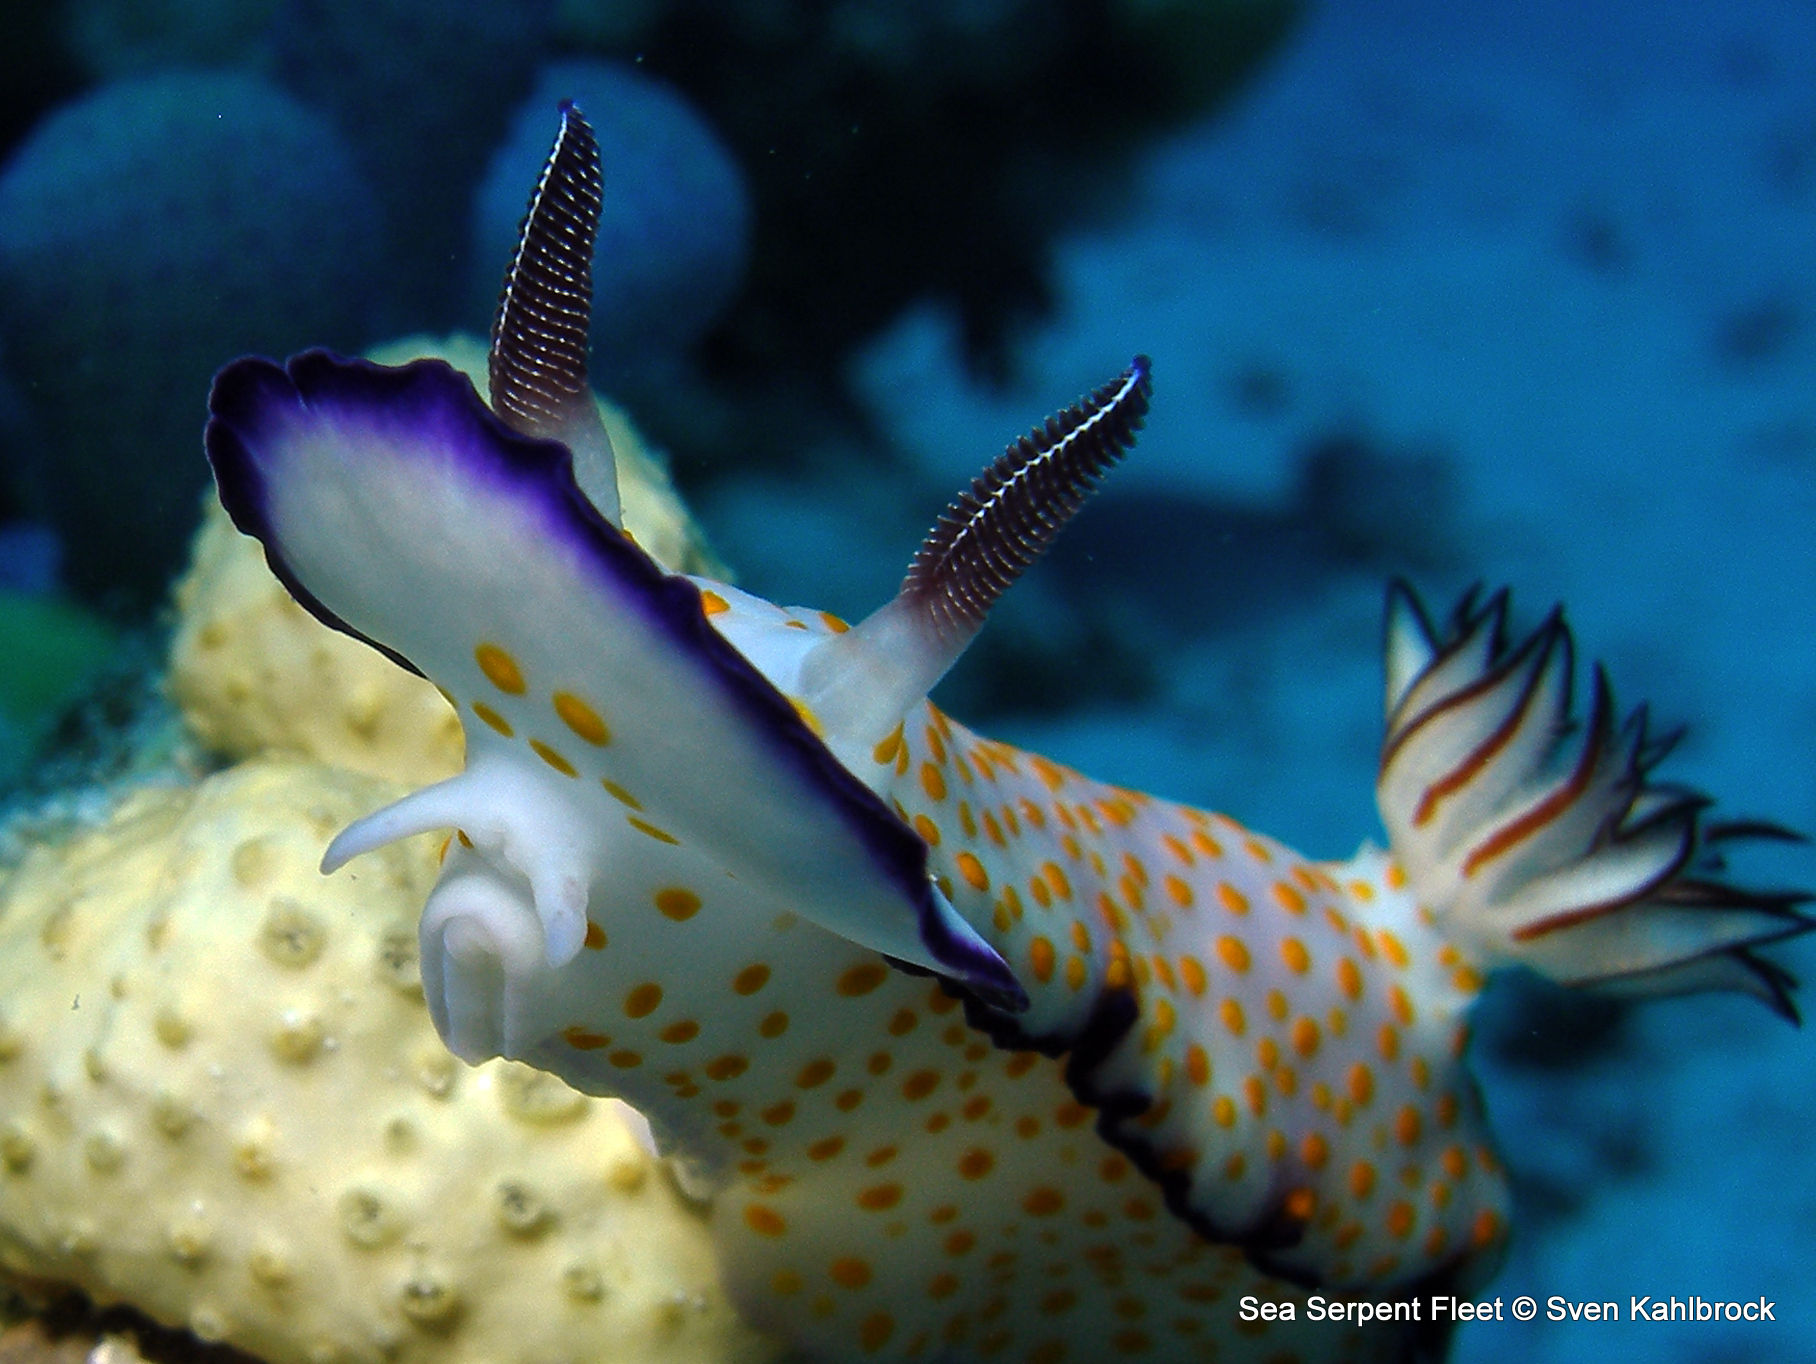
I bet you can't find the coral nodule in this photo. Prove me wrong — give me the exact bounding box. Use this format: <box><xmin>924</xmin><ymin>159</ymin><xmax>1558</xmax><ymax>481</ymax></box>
<box><xmin>0</xmin><ymin>756</ymin><xmax>782</xmax><ymax>1364</ymax></box>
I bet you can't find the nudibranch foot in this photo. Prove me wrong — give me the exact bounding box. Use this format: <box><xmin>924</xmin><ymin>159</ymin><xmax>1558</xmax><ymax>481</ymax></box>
<box><xmin>1379</xmin><ymin>580</ymin><xmax>1813</xmax><ymax>1017</ymax></box>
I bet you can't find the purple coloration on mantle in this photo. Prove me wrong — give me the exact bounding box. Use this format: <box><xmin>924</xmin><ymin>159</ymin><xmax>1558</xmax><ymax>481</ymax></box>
<box><xmin>204</xmin><ymin>348</ymin><xmax>1026</xmax><ymax>1012</ymax></box>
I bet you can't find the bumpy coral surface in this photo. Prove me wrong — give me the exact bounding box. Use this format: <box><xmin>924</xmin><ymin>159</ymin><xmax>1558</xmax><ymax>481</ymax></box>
<box><xmin>0</xmin><ymin>757</ymin><xmax>781</xmax><ymax>1364</ymax></box>
<box><xmin>167</xmin><ymin>500</ymin><xmax>464</xmax><ymax>788</ymax></box>
<box><xmin>168</xmin><ymin>335</ymin><xmax>721</xmax><ymax>782</ymax></box>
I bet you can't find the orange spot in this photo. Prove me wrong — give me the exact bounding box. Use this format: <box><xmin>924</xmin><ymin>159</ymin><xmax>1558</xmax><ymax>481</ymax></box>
<box><xmin>626</xmin><ymin>816</ymin><xmax>677</xmax><ymax>844</ymax></box>
<box><xmin>526</xmin><ymin>741</ymin><xmax>573</xmax><ymax>773</ymax></box>
<box><xmin>872</xmin><ymin>725</ymin><xmax>903</xmax><ymax>766</ymax></box>
<box><xmin>957</xmin><ymin>1148</ymin><xmax>995</xmax><ymax>1180</ymax></box>
<box><xmin>796</xmin><ymin>1058</ymin><xmax>835</xmax><ymax>1088</ymax></box>
<box><xmin>829</xmin><ymin>1257</ymin><xmax>872</xmax><ymax>1289</ymax></box>
<box><xmin>1395</xmin><ymin>1105</ymin><xmax>1422</xmax><ymax>1146</ymax></box>
<box><xmin>659</xmin><ymin>1019</ymin><xmax>699</xmax><ymax>1044</ymax></box>
<box><xmin>1162</xmin><ymin>874</ymin><xmax>1194</xmax><ymax>908</ymax></box>
<box><xmin>1347</xmin><ymin>1063</ymin><xmax>1375</xmax><ymax>1105</ymax></box>
<box><xmin>583</xmin><ymin>921</ymin><xmax>607</xmax><ymax>950</ymax></box>
<box><xmin>902</xmin><ymin>1070</ymin><xmax>940</xmax><ymax>1101</ymax></box>
<box><xmin>955</xmin><ymin>851</ymin><xmax>989</xmax><ymax>892</ymax></box>
<box><xmin>1291</xmin><ymin>1016</ymin><xmax>1321</xmax><ymax>1057</ymax></box>
<box><xmin>837</xmin><ymin>963</ymin><xmax>889</xmax><ymax>997</ymax></box>
<box><xmin>1178</xmin><ymin>955</ymin><xmax>1207</xmax><ymax>995</ymax></box>
<box><xmin>552</xmin><ymin>691</ymin><xmax>610</xmax><ymax>745</ymax></box>
<box><xmin>470</xmin><ymin>700</ymin><xmax>513</xmax><ymax>736</ymax></box>
<box><xmin>1243</xmin><ymin>1075</ymin><xmax>1267</xmax><ymax>1117</ymax></box>
<box><xmin>562</xmin><ymin>1026</ymin><xmax>609</xmax><ymax>1050</ymax></box>
<box><xmin>1149</xmin><ymin>956</ymin><xmax>1180</xmax><ymax>1001</ymax></box>
<box><xmin>1220</xmin><ymin>998</ymin><xmax>1246</xmax><ymax>1036</ymax></box>
<box><xmin>1004</xmin><ymin>1052</ymin><xmax>1039</xmax><ymax>1078</ymax></box>
<box><xmin>1280</xmin><ymin>937</ymin><xmax>1310</xmax><ymax>974</ymax></box>
<box><xmin>924</xmin><ymin>722</ymin><xmax>948</xmax><ymax>764</ymax></box>
<box><xmin>1336</xmin><ymin>956</ymin><xmax>1363</xmax><ymax>1000</ymax></box>
<box><xmin>474</xmin><ymin>643</ymin><xmax>525</xmax><ymax>694</ymax></box>
<box><xmin>1378</xmin><ymin>1023</ymin><xmax>1401</xmax><ymax>1061</ymax></box>
<box><xmin>1390</xmin><ymin>983</ymin><xmax>1416</xmax><ymax>1025</ymax></box>
<box><xmin>1216</xmin><ymin>883</ymin><xmax>1249</xmax><ymax>915</ymax></box>
<box><xmin>915</xmin><ymin>760</ymin><xmax>947</xmax><ymax>802</ymax></box>
<box><xmin>1105</xmin><ymin>939</ymin><xmax>1134</xmax><ymax>991</ymax></box>
<box><xmin>743</xmin><ymin>1204</ymin><xmax>786</xmax><ymax>1236</ymax></box>
<box><xmin>1349</xmin><ymin>1160</ymin><xmax>1377</xmax><ymax>1199</ymax></box>
<box><xmin>623</xmin><ymin>983</ymin><xmax>663</xmax><ymax>1018</ymax></box>
<box><xmin>1300</xmin><ymin>1132</ymin><xmax>1329</xmax><ymax>1169</ymax></box>
<box><xmin>1271</xmin><ymin>882</ymin><xmax>1306</xmax><ymax>915</ymax></box>
<box><xmin>758</xmin><ymin>1010</ymin><xmax>790</xmax><ymax>1039</ymax></box>
<box><xmin>808</xmin><ymin>1136</ymin><xmax>845</xmax><ymax>1161</ymax></box>
<box><xmin>1022</xmin><ymin>1187</ymin><xmax>1064</xmax><ymax>1216</ymax></box>
<box><xmin>1471</xmin><ymin>1208</ymin><xmax>1503</xmax><ymax>1248</ymax></box>
<box><xmin>1215</xmin><ymin>935</ymin><xmax>1250</xmax><ymax>973</ymax></box>
<box><xmin>1378</xmin><ymin>929</ymin><xmax>1410</xmax><ymax>969</ymax></box>
<box><xmin>706</xmin><ymin>1055</ymin><xmax>749</xmax><ymax>1081</ymax></box>
<box><xmin>601</xmin><ymin>778</ymin><xmax>642</xmax><ymax>809</ymax></box>
<box><xmin>1386</xmin><ymin>1201</ymin><xmax>1415</xmax><ymax>1239</ymax></box>
<box><xmin>700</xmin><ymin>589</ymin><xmax>730</xmax><ymax>616</ymax></box>
<box><xmin>1184</xmin><ymin>1044</ymin><xmax>1211</xmax><ymax>1086</ymax></box>
<box><xmin>1041</xmin><ymin>862</ymin><xmax>1072</xmax><ymax>901</ymax></box>
<box><xmin>857</xmin><ymin>1183</ymin><xmax>903</xmax><ymax>1211</ymax></box>
<box><xmin>1028</xmin><ymin>936</ymin><xmax>1056</xmax><ymax>983</ymax></box>
<box><xmin>912</xmin><ymin>813</ymin><xmax>942</xmax><ymax>847</ymax></box>
<box><xmin>732</xmin><ymin>963</ymin><xmax>771</xmax><ymax>995</ymax></box>
<box><xmin>654</xmin><ymin>887</ymin><xmax>701</xmax><ymax>921</ymax></box>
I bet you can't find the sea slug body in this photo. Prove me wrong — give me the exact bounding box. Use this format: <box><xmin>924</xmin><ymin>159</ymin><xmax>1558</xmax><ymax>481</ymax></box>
<box><xmin>202</xmin><ymin>107</ymin><xmax>1810</xmax><ymax>1363</ymax></box>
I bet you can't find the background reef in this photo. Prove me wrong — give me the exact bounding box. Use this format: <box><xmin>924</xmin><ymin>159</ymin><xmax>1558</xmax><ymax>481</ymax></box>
<box><xmin>0</xmin><ymin>0</ymin><xmax>1293</xmax><ymax>614</ymax></box>
<box><xmin>0</xmin><ymin>0</ymin><xmax>1811</xmax><ymax>1361</ymax></box>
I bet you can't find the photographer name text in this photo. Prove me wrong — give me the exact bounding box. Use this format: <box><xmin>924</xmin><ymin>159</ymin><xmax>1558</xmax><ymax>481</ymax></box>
<box><xmin>1237</xmin><ymin>1294</ymin><xmax>1778</xmax><ymax>1325</ymax></box>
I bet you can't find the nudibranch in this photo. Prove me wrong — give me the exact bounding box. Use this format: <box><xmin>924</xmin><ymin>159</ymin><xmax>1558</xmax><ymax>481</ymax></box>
<box><xmin>203</xmin><ymin>105</ymin><xmax>1811</xmax><ymax>1363</ymax></box>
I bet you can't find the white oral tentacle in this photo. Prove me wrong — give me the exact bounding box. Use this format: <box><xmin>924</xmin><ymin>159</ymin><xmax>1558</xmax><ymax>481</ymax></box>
<box><xmin>419</xmin><ymin>857</ymin><xmax>549</xmax><ymax>1062</ymax></box>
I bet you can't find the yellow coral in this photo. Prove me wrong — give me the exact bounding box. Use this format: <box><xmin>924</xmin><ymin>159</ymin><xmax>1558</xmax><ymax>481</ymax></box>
<box><xmin>0</xmin><ymin>757</ymin><xmax>781</xmax><ymax>1364</ymax></box>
